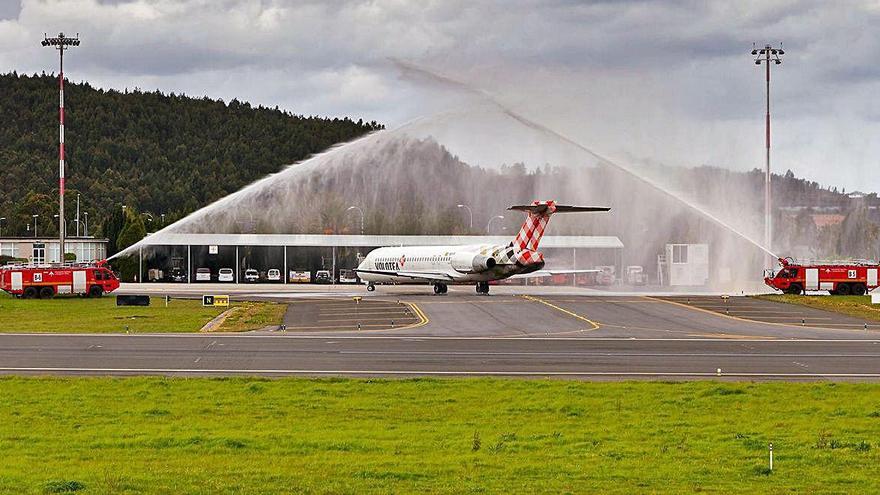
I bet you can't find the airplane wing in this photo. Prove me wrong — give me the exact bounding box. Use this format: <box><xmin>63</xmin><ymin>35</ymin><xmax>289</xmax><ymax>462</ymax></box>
<box><xmin>354</xmin><ymin>268</ymin><xmax>455</xmax><ymax>282</ymax></box>
<box><xmin>508</xmin><ymin>269</ymin><xmax>601</xmax><ymax>279</ymax></box>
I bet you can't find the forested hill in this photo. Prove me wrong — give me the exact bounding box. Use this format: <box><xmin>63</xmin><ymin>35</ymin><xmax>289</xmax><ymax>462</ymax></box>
<box><xmin>0</xmin><ymin>72</ymin><xmax>382</xmax><ymax>238</ymax></box>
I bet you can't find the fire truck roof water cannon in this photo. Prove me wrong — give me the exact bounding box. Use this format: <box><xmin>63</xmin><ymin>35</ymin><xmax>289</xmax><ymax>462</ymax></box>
<box><xmin>0</xmin><ymin>260</ymin><xmax>119</xmax><ymax>299</ymax></box>
<box><xmin>764</xmin><ymin>257</ymin><xmax>880</xmax><ymax>296</ymax></box>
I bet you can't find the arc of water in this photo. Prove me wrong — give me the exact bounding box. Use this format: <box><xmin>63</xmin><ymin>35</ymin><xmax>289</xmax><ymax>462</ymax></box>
<box><xmin>391</xmin><ymin>59</ymin><xmax>778</xmax><ymax>260</ymax></box>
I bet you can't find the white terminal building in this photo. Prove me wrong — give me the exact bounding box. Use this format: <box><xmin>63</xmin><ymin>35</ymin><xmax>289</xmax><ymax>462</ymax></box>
<box><xmin>0</xmin><ymin>237</ymin><xmax>108</xmax><ymax>264</ymax></box>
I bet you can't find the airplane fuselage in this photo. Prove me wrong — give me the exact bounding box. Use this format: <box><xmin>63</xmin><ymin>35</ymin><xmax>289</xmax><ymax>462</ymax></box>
<box><xmin>353</xmin><ymin>200</ymin><xmax>609</xmax><ymax>294</ymax></box>
<box><xmin>356</xmin><ymin>244</ymin><xmax>542</xmax><ymax>285</ymax></box>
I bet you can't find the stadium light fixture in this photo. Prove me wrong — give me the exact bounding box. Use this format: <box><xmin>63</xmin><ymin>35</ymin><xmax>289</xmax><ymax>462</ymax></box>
<box><xmin>751</xmin><ymin>42</ymin><xmax>784</xmax><ymax>266</ymax></box>
<box><xmin>41</xmin><ymin>32</ymin><xmax>80</xmax><ymax>260</ymax></box>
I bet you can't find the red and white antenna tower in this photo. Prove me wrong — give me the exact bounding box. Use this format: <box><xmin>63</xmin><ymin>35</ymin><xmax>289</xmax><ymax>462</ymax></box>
<box><xmin>41</xmin><ymin>32</ymin><xmax>80</xmax><ymax>262</ymax></box>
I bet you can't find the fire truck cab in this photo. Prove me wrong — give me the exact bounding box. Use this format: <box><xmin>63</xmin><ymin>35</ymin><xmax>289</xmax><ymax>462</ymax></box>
<box><xmin>765</xmin><ymin>257</ymin><xmax>880</xmax><ymax>296</ymax></box>
<box><xmin>0</xmin><ymin>262</ymin><xmax>120</xmax><ymax>299</ymax></box>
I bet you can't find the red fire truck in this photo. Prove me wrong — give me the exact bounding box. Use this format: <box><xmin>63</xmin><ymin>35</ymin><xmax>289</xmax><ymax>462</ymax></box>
<box><xmin>764</xmin><ymin>257</ymin><xmax>880</xmax><ymax>295</ymax></box>
<box><xmin>0</xmin><ymin>261</ymin><xmax>120</xmax><ymax>298</ymax></box>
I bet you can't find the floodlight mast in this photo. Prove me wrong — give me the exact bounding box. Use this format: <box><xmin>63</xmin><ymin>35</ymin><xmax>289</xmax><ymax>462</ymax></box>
<box><xmin>41</xmin><ymin>32</ymin><xmax>80</xmax><ymax>262</ymax></box>
<box><xmin>752</xmin><ymin>43</ymin><xmax>783</xmax><ymax>266</ymax></box>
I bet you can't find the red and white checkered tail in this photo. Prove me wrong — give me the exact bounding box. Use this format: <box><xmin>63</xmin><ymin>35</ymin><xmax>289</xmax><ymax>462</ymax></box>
<box><xmin>508</xmin><ymin>200</ymin><xmax>611</xmax><ymax>265</ymax></box>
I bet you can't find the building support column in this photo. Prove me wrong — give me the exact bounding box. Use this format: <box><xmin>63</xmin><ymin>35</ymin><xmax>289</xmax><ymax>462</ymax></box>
<box><xmin>331</xmin><ymin>245</ymin><xmax>337</xmax><ymax>285</ymax></box>
<box><xmin>138</xmin><ymin>247</ymin><xmax>143</xmax><ymax>283</ymax></box>
<box><xmin>235</xmin><ymin>245</ymin><xmax>240</xmax><ymax>284</ymax></box>
<box><xmin>283</xmin><ymin>246</ymin><xmax>288</xmax><ymax>284</ymax></box>
<box><xmin>187</xmin><ymin>245</ymin><xmax>191</xmax><ymax>284</ymax></box>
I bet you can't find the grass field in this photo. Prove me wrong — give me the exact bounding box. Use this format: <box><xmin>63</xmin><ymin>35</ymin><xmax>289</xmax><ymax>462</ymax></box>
<box><xmin>756</xmin><ymin>294</ymin><xmax>880</xmax><ymax>322</ymax></box>
<box><xmin>0</xmin><ymin>293</ymin><xmax>284</xmax><ymax>333</ymax></box>
<box><xmin>1</xmin><ymin>378</ymin><xmax>879</xmax><ymax>494</ymax></box>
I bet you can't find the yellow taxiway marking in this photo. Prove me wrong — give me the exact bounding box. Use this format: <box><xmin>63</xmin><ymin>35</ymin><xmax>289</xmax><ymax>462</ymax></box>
<box><xmin>400</xmin><ymin>302</ymin><xmax>429</xmax><ymax>330</ymax></box>
<box><xmin>521</xmin><ymin>295</ymin><xmax>601</xmax><ymax>331</ymax></box>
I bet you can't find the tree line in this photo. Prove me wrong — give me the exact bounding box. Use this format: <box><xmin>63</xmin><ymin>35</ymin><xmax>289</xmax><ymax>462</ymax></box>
<box><xmin>0</xmin><ymin>72</ymin><xmax>382</xmax><ymax>253</ymax></box>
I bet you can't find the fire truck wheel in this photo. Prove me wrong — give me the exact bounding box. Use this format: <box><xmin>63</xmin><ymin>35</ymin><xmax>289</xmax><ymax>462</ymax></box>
<box><xmin>785</xmin><ymin>284</ymin><xmax>803</xmax><ymax>295</ymax></box>
<box><xmin>852</xmin><ymin>284</ymin><xmax>867</xmax><ymax>296</ymax></box>
<box><xmin>836</xmin><ymin>283</ymin><xmax>851</xmax><ymax>296</ymax></box>
<box><xmin>22</xmin><ymin>287</ymin><xmax>37</xmax><ymax>299</ymax></box>
<box><xmin>39</xmin><ymin>287</ymin><xmax>54</xmax><ymax>299</ymax></box>
<box><xmin>89</xmin><ymin>286</ymin><xmax>104</xmax><ymax>298</ymax></box>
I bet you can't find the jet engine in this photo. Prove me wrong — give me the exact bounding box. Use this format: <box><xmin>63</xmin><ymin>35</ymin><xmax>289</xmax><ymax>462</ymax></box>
<box><xmin>451</xmin><ymin>252</ymin><xmax>497</xmax><ymax>273</ymax></box>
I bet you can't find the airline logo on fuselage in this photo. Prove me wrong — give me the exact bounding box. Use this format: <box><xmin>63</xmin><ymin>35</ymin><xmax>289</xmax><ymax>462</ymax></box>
<box><xmin>376</xmin><ymin>259</ymin><xmax>401</xmax><ymax>271</ymax></box>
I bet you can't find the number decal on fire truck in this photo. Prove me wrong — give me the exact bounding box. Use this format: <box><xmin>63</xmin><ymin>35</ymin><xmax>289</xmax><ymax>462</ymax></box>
<box><xmin>33</xmin><ymin>273</ymin><xmax>42</xmax><ymax>283</ymax></box>
<box><xmin>848</xmin><ymin>270</ymin><xmax>857</xmax><ymax>279</ymax></box>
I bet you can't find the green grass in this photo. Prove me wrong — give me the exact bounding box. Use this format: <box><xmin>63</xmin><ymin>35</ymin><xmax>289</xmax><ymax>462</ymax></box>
<box><xmin>756</xmin><ymin>294</ymin><xmax>880</xmax><ymax>322</ymax></box>
<box><xmin>1</xmin><ymin>378</ymin><xmax>879</xmax><ymax>493</ymax></box>
<box><xmin>0</xmin><ymin>294</ymin><xmax>284</xmax><ymax>333</ymax></box>
<box><xmin>217</xmin><ymin>301</ymin><xmax>289</xmax><ymax>332</ymax></box>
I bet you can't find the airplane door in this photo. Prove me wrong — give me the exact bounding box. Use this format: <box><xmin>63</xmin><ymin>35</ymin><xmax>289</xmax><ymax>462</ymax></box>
<box><xmin>805</xmin><ymin>268</ymin><xmax>819</xmax><ymax>291</ymax></box>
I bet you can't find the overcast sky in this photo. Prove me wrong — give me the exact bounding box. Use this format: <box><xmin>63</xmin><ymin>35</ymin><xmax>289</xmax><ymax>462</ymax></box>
<box><xmin>1</xmin><ymin>0</ymin><xmax>878</xmax><ymax>193</ymax></box>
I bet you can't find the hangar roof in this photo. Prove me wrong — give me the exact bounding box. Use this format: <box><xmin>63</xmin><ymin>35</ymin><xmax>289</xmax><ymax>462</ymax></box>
<box><xmin>138</xmin><ymin>233</ymin><xmax>624</xmax><ymax>249</ymax></box>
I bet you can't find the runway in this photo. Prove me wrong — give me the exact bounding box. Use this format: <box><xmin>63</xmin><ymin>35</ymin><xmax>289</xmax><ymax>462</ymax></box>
<box><xmin>1</xmin><ymin>334</ymin><xmax>879</xmax><ymax>379</ymax></box>
<box><xmin>6</xmin><ymin>285</ymin><xmax>880</xmax><ymax>380</ymax></box>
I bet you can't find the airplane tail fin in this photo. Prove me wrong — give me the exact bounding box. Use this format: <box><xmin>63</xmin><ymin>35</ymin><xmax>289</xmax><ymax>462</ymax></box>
<box><xmin>507</xmin><ymin>200</ymin><xmax>610</xmax><ymax>264</ymax></box>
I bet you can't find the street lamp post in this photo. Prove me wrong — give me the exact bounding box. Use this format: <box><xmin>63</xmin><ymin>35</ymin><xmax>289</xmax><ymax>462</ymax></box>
<box><xmin>32</xmin><ymin>214</ymin><xmax>39</xmax><ymax>238</ymax></box>
<box><xmin>54</xmin><ymin>214</ymin><xmax>74</xmax><ymax>236</ymax></box>
<box><xmin>0</xmin><ymin>217</ymin><xmax>5</xmax><ymax>237</ymax></box>
<box><xmin>83</xmin><ymin>212</ymin><xmax>88</xmax><ymax>237</ymax></box>
<box><xmin>346</xmin><ymin>206</ymin><xmax>365</xmax><ymax>235</ymax></box>
<box><xmin>75</xmin><ymin>193</ymin><xmax>80</xmax><ymax>237</ymax></box>
<box><xmin>752</xmin><ymin>42</ymin><xmax>784</xmax><ymax>263</ymax></box>
<box><xmin>487</xmin><ymin>215</ymin><xmax>504</xmax><ymax>234</ymax></box>
<box><xmin>457</xmin><ymin>204</ymin><xmax>473</xmax><ymax>232</ymax></box>
<box><xmin>41</xmin><ymin>32</ymin><xmax>80</xmax><ymax>264</ymax></box>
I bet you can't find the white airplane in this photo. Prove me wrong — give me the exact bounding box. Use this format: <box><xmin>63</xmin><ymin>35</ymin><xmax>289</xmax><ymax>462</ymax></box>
<box><xmin>355</xmin><ymin>200</ymin><xmax>610</xmax><ymax>294</ymax></box>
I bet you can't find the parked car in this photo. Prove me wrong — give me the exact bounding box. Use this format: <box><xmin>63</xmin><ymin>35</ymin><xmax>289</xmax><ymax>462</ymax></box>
<box><xmin>196</xmin><ymin>268</ymin><xmax>212</xmax><ymax>282</ymax></box>
<box><xmin>218</xmin><ymin>268</ymin><xmax>234</xmax><ymax>282</ymax></box>
<box><xmin>314</xmin><ymin>270</ymin><xmax>333</xmax><ymax>284</ymax></box>
<box><xmin>267</xmin><ymin>269</ymin><xmax>281</xmax><ymax>281</ymax></box>
<box><xmin>169</xmin><ymin>267</ymin><xmax>187</xmax><ymax>283</ymax></box>
<box><xmin>289</xmin><ymin>270</ymin><xmax>310</xmax><ymax>283</ymax></box>
<box><xmin>244</xmin><ymin>269</ymin><xmax>259</xmax><ymax>283</ymax></box>
<box><xmin>339</xmin><ymin>269</ymin><xmax>358</xmax><ymax>284</ymax></box>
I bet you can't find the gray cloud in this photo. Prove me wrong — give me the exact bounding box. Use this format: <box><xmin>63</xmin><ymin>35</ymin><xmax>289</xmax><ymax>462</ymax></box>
<box><xmin>1</xmin><ymin>0</ymin><xmax>879</xmax><ymax>192</ymax></box>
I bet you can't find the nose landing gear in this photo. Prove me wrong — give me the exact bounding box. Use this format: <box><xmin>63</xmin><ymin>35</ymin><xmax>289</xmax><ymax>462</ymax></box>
<box><xmin>366</xmin><ymin>282</ymin><xmax>376</xmax><ymax>292</ymax></box>
<box><xmin>475</xmin><ymin>282</ymin><xmax>490</xmax><ymax>295</ymax></box>
<box><xmin>433</xmin><ymin>283</ymin><xmax>448</xmax><ymax>295</ymax></box>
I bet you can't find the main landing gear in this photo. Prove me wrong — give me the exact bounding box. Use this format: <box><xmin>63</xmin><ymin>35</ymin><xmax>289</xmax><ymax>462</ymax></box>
<box><xmin>433</xmin><ymin>283</ymin><xmax>448</xmax><ymax>295</ymax></box>
<box><xmin>366</xmin><ymin>282</ymin><xmax>376</xmax><ymax>292</ymax></box>
<box><xmin>475</xmin><ymin>282</ymin><xmax>490</xmax><ymax>295</ymax></box>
